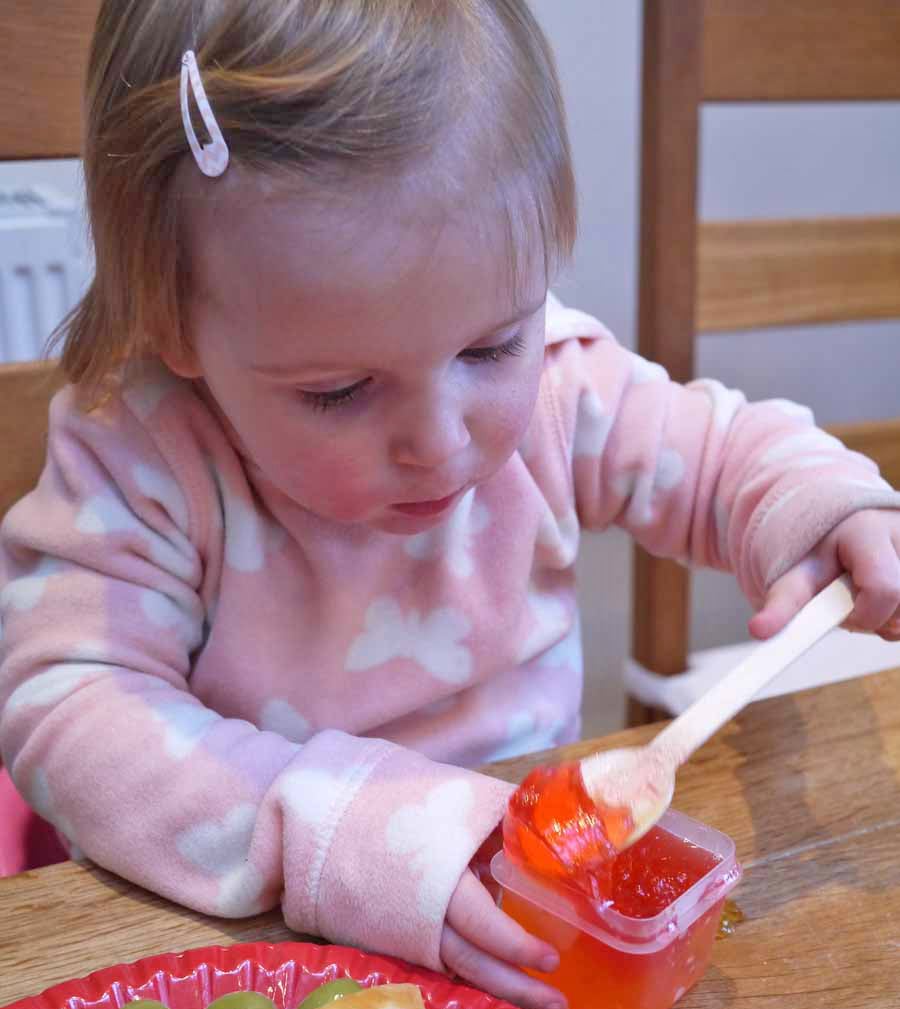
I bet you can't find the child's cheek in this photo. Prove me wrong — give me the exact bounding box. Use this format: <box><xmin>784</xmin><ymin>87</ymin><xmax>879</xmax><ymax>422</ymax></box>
<box><xmin>322</xmin><ymin>483</ymin><xmax>378</xmax><ymax>522</ymax></box>
<box><xmin>293</xmin><ymin>450</ymin><xmax>378</xmax><ymax>520</ymax></box>
<box><xmin>488</xmin><ymin>372</ymin><xmax>542</xmax><ymax>453</ymax></box>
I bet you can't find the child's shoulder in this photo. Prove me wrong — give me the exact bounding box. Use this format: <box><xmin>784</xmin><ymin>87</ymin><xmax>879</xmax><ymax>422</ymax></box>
<box><xmin>523</xmin><ymin>294</ymin><xmax>657</xmax><ymax>479</ymax></box>
<box><xmin>118</xmin><ymin>359</ymin><xmax>196</xmax><ymax>426</ymax></box>
<box><xmin>541</xmin><ymin>293</ymin><xmax>663</xmax><ymax>391</ymax></box>
<box><xmin>516</xmin><ymin>295</ymin><xmax>614</xmax><ymax>482</ymax></box>
<box><xmin>47</xmin><ymin>360</ymin><xmax>231</xmax><ymax>500</ymax></box>
<box><xmin>49</xmin><ymin>360</ymin><xmax>194</xmax><ymax>431</ymax></box>
<box><xmin>49</xmin><ymin>361</ymin><xmax>220</xmax><ymax>451</ymax></box>
<box><xmin>40</xmin><ymin>361</ymin><xmax>237</xmax><ymax>550</ymax></box>
<box><xmin>544</xmin><ymin>291</ymin><xmax>615</xmax><ymax>348</ymax></box>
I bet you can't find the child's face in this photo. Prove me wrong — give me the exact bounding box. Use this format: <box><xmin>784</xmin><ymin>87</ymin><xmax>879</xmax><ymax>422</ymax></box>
<box><xmin>178</xmin><ymin>172</ymin><xmax>548</xmax><ymax>534</ymax></box>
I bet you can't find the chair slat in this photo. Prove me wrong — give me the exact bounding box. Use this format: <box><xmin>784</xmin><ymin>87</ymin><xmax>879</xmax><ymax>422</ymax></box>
<box><xmin>698</xmin><ymin>216</ymin><xmax>900</xmax><ymax>332</ymax></box>
<box><xmin>703</xmin><ymin>0</ymin><xmax>900</xmax><ymax>101</ymax></box>
<box><xmin>631</xmin><ymin>1</ymin><xmax>706</xmax><ymax>698</ymax></box>
<box><xmin>0</xmin><ymin>361</ymin><xmax>65</xmax><ymax>522</ymax></box>
<box><xmin>0</xmin><ymin>1</ymin><xmax>99</xmax><ymax>159</ymax></box>
<box><xmin>637</xmin><ymin>0</ymin><xmax>705</xmax><ymax>384</ymax></box>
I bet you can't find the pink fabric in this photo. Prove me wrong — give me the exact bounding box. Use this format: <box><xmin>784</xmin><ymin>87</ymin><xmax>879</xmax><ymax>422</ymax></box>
<box><xmin>0</xmin><ymin>766</ymin><xmax>67</xmax><ymax>876</ymax></box>
<box><xmin>1</xmin><ymin>296</ymin><xmax>897</xmax><ymax>965</ymax></box>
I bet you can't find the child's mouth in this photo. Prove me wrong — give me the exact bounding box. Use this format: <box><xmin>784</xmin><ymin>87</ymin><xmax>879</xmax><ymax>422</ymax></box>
<box><xmin>391</xmin><ymin>491</ymin><xmax>461</xmax><ymax>517</ymax></box>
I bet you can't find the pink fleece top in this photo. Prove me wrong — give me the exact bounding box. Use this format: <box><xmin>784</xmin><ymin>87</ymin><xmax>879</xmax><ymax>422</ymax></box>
<box><xmin>1</xmin><ymin>296</ymin><xmax>897</xmax><ymax>970</ymax></box>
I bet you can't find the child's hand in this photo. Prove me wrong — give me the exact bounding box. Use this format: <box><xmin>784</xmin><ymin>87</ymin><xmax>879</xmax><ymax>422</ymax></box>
<box><xmin>441</xmin><ymin>869</ymin><xmax>566</xmax><ymax>1009</ymax></box>
<box><xmin>750</xmin><ymin>510</ymin><xmax>900</xmax><ymax>641</ymax></box>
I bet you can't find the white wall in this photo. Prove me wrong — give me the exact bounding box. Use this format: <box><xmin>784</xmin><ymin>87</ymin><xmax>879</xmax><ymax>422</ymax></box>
<box><xmin>3</xmin><ymin>4</ymin><xmax>898</xmax><ymax>736</ymax></box>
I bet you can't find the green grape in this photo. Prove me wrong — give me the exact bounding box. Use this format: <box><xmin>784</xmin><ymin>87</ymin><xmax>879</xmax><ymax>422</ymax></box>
<box><xmin>206</xmin><ymin>992</ymin><xmax>277</xmax><ymax>1009</ymax></box>
<box><xmin>295</xmin><ymin>978</ymin><xmax>363</xmax><ymax>1009</ymax></box>
<box><xmin>125</xmin><ymin>1001</ymin><xmax>168</xmax><ymax>1009</ymax></box>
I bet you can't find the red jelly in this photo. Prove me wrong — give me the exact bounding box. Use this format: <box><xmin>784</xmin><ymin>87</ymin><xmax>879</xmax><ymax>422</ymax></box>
<box><xmin>495</xmin><ymin>763</ymin><xmax>742</xmax><ymax>1009</ymax></box>
<box><xmin>503</xmin><ymin>762</ymin><xmax>635</xmax><ymax>895</ymax></box>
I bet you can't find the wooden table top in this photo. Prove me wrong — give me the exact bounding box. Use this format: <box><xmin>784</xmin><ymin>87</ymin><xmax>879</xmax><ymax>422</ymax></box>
<box><xmin>1</xmin><ymin>668</ymin><xmax>898</xmax><ymax>1008</ymax></box>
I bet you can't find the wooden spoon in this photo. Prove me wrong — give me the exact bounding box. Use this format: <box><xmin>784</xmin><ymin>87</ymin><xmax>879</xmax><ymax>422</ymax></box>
<box><xmin>581</xmin><ymin>575</ymin><xmax>855</xmax><ymax>850</ymax></box>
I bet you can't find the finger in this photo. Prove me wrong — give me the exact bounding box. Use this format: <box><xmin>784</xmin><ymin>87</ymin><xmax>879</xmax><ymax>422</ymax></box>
<box><xmin>888</xmin><ymin>535</ymin><xmax>900</xmax><ymax>639</ymax></box>
<box><xmin>440</xmin><ymin>924</ymin><xmax>566</xmax><ymax>1009</ymax></box>
<box><xmin>447</xmin><ymin>870</ymin><xmax>559</xmax><ymax>972</ymax></box>
<box><xmin>883</xmin><ymin>540</ymin><xmax>900</xmax><ymax>640</ymax></box>
<box><xmin>838</xmin><ymin>532</ymin><xmax>900</xmax><ymax>633</ymax></box>
<box><xmin>877</xmin><ymin>601</ymin><xmax>900</xmax><ymax>642</ymax></box>
<box><xmin>748</xmin><ymin>556</ymin><xmax>836</xmax><ymax>640</ymax></box>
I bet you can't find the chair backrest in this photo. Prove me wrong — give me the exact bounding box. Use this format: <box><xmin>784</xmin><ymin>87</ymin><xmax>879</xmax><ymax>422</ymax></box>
<box><xmin>0</xmin><ymin>362</ymin><xmax>66</xmax><ymax>523</ymax></box>
<box><xmin>631</xmin><ymin>0</ymin><xmax>900</xmax><ymax>722</ymax></box>
<box><xmin>0</xmin><ymin>3</ymin><xmax>99</xmax><ymax>522</ymax></box>
<box><xmin>2</xmin><ymin>1</ymin><xmax>98</xmax><ymax>160</ymax></box>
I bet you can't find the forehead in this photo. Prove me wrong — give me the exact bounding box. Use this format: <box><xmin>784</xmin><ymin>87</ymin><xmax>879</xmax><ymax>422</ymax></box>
<box><xmin>181</xmin><ymin>164</ymin><xmax>545</xmax><ymax>319</ymax></box>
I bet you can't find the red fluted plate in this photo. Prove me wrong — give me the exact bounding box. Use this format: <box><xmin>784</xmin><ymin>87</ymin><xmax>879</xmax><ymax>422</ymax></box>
<box><xmin>3</xmin><ymin>942</ymin><xmax>516</xmax><ymax>1009</ymax></box>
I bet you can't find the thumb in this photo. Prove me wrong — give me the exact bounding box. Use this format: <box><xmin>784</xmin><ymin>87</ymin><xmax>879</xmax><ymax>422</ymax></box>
<box><xmin>749</xmin><ymin>558</ymin><xmax>837</xmax><ymax>640</ymax></box>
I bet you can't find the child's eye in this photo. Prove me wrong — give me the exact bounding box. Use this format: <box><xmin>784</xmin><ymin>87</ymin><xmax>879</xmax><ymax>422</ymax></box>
<box><xmin>301</xmin><ymin>378</ymin><xmax>371</xmax><ymax>412</ymax></box>
<box><xmin>297</xmin><ymin>332</ymin><xmax>526</xmax><ymax>412</ymax></box>
<box><xmin>461</xmin><ymin>332</ymin><xmax>526</xmax><ymax>363</ymax></box>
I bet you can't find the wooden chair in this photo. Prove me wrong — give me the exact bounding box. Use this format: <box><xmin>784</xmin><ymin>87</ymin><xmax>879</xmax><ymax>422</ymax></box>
<box><xmin>1</xmin><ymin>2</ymin><xmax>97</xmax><ymax>520</ymax></box>
<box><xmin>0</xmin><ymin>362</ymin><xmax>66</xmax><ymax>523</ymax></box>
<box><xmin>0</xmin><ymin>2</ymin><xmax>97</xmax><ymax>521</ymax></box>
<box><xmin>0</xmin><ymin>1</ymin><xmax>98</xmax><ymax>874</ymax></box>
<box><xmin>628</xmin><ymin>0</ymin><xmax>900</xmax><ymax>723</ymax></box>
<box><xmin>0</xmin><ymin>359</ymin><xmax>68</xmax><ymax>877</ymax></box>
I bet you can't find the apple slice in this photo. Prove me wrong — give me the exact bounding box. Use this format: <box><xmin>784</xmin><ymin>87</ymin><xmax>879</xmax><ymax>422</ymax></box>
<box><xmin>330</xmin><ymin>984</ymin><xmax>425</xmax><ymax>1009</ymax></box>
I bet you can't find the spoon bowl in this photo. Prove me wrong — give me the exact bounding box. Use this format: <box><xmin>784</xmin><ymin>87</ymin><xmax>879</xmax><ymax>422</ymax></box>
<box><xmin>580</xmin><ymin>745</ymin><xmax>674</xmax><ymax>849</ymax></box>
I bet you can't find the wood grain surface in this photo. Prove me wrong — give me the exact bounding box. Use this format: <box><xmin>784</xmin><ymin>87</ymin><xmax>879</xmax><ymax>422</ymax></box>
<box><xmin>0</xmin><ymin>1</ymin><xmax>99</xmax><ymax>159</ymax></box>
<box><xmin>703</xmin><ymin>0</ymin><xmax>900</xmax><ymax>101</ymax></box>
<box><xmin>0</xmin><ymin>362</ymin><xmax>65</xmax><ymax>522</ymax></box>
<box><xmin>631</xmin><ymin>0</ymin><xmax>704</xmax><ymax>722</ymax></box>
<box><xmin>697</xmin><ymin>217</ymin><xmax>900</xmax><ymax>333</ymax></box>
<box><xmin>828</xmin><ymin>418</ymin><xmax>900</xmax><ymax>493</ymax></box>
<box><xmin>1</xmin><ymin>670</ymin><xmax>898</xmax><ymax>1007</ymax></box>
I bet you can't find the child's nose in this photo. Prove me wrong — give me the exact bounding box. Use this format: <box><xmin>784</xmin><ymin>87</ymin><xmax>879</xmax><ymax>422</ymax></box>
<box><xmin>391</xmin><ymin>391</ymin><xmax>472</xmax><ymax>470</ymax></box>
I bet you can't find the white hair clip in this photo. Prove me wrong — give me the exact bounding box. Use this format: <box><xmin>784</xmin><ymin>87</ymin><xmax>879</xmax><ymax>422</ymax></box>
<box><xmin>180</xmin><ymin>49</ymin><xmax>230</xmax><ymax>178</ymax></box>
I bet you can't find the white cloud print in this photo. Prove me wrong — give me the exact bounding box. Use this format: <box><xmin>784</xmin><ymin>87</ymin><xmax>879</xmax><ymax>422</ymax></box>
<box><xmin>385</xmin><ymin>779</ymin><xmax>476</xmax><ymax>923</ymax></box>
<box><xmin>176</xmin><ymin>803</ymin><xmax>265</xmax><ymax>916</ymax></box>
<box><xmin>346</xmin><ymin>598</ymin><xmax>473</xmax><ymax>684</ymax></box>
<box><xmin>0</xmin><ymin>557</ymin><xmax>59</xmax><ymax>612</ymax></box>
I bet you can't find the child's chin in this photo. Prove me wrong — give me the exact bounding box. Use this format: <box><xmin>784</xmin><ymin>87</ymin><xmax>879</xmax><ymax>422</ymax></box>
<box><xmin>372</xmin><ymin>509</ymin><xmax>455</xmax><ymax>536</ymax></box>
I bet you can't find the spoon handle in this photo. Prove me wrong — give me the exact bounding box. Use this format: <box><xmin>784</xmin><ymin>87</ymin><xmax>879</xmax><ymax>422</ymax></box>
<box><xmin>651</xmin><ymin>575</ymin><xmax>855</xmax><ymax>766</ymax></box>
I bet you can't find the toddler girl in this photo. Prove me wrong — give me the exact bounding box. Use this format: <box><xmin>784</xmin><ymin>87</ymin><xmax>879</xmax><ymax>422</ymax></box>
<box><xmin>2</xmin><ymin>3</ymin><xmax>899</xmax><ymax>1008</ymax></box>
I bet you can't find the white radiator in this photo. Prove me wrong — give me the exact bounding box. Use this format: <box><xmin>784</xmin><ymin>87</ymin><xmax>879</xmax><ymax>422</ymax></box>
<box><xmin>0</xmin><ymin>186</ymin><xmax>92</xmax><ymax>364</ymax></box>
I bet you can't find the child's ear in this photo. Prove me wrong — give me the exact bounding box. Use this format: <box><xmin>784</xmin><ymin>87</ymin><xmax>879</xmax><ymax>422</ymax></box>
<box><xmin>161</xmin><ymin>343</ymin><xmax>203</xmax><ymax>379</ymax></box>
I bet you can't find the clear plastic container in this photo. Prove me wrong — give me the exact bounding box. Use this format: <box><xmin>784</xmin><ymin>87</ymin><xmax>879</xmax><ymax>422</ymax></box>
<box><xmin>491</xmin><ymin>809</ymin><xmax>742</xmax><ymax>1009</ymax></box>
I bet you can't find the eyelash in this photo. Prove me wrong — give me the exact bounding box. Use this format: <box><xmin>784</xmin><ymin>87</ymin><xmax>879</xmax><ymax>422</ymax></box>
<box><xmin>301</xmin><ymin>331</ymin><xmax>527</xmax><ymax>412</ymax></box>
<box><xmin>460</xmin><ymin>331</ymin><xmax>527</xmax><ymax>364</ymax></box>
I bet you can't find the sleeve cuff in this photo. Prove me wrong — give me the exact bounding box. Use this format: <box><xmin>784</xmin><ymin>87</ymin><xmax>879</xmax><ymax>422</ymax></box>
<box><xmin>286</xmin><ymin>738</ymin><xmax>513</xmax><ymax>971</ymax></box>
<box><xmin>745</xmin><ymin>479</ymin><xmax>900</xmax><ymax>599</ymax></box>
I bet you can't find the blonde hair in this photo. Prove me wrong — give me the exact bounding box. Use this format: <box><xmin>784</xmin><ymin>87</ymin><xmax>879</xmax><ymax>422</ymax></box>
<box><xmin>56</xmin><ymin>0</ymin><xmax>577</xmax><ymax>402</ymax></box>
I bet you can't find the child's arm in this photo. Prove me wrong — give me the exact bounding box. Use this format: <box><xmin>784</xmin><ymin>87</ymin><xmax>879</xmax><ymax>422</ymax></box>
<box><xmin>543</xmin><ymin>298</ymin><xmax>900</xmax><ymax>627</ymax></box>
<box><xmin>0</xmin><ymin>387</ymin><xmax>513</xmax><ymax>980</ymax></box>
